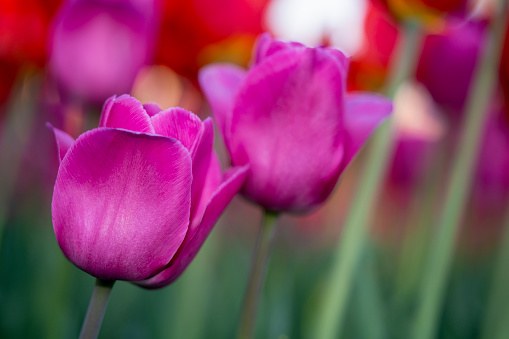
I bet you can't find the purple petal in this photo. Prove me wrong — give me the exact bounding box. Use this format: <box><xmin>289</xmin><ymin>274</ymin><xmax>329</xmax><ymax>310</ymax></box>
<box><xmin>137</xmin><ymin>164</ymin><xmax>248</xmax><ymax>289</ymax></box>
<box><xmin>252</xmin><ymin>33</ymin><xmax>305</xmax><ymax>65</ymax></box>
<box><xmin>230</xmin><ymin>47</ymin><xmax>346</xmax><ymax>212</ymax></box>
<box><xmin>343</xmin><ymin>93</ymin><xmax>393</xmax><ymax>167</ymax></box>
<box><xmin>99</xmin><ymin>95</ymin><xmax>116</xmax><ymax>127</ymax></box>
<box><xmin>252</xmin><ymin>33</ymin><xmax>274</xmax><ymax>65</ymax></box>
<box><xmin>52</xmin><ymin>128</ymin><xmax>192</xmax><ymax>281</ymax></box>
<box><xmin>324</xmin><ymin>47</ymin><xmax>350</xmax><ymax>80</ymax></box>
<box><xmin>198</xmin><ymin>64</ymin><xmax>246</xmax><ymax>145</ymax></box>
<box><xmin>143</xmin><ymin>103</ymin><xmax>162</xmax><ymax>117</ymax></box>
<box><xmin>189</xmin><ymin>118</ymin><xmax>214</xmax><ymax>221</ymax></box>
<box><xmin>100</xmin><ymin>94</ymin><xmax>155</xmax><ymax>133</ymax></box>
<box><xmin>151</xmin><ymin>107</ymin><xmax>202</xmax><ymax>151</ymax></box>
<box><xmin>190</xmin><ymin>151</ymin><xmax>223</xmax><ymax>232</ymax></box>
<box><xmin>47</xmin><ymin>123</ymin><xmax>75</xmax><ymax>164</ymax></box>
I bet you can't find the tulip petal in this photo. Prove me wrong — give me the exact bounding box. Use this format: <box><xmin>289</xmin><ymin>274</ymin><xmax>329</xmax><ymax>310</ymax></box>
<box><xmin>98</xmin><ymin>95</ymin><xmax>116</xmax><ymax>127</ymax></box>
<box><xmin>343</xmin><ymin>93</ymin><xmax>393</xmax><ymax>166</ymax></box>
<box><xmin>190</xmin><ymin>151</ymin><xmax>222</xmax><ymax>232</ymax></box>
<box><xmin>252</xmin><ymin>33</ymin><xmax>275</xmax><ymax>65</ymax></box>
<box><xmin>137</xmin><ymin>164</ymin><xmax>248</xmax><ymax>289</ymax></box>
<box><xmin>52</xmin><ymin>128</ymin><xmax>192</xmax><ymax>281</ymax></box>
<box><xmin>189</xmin><ymin>118</ymin><xmax>214</xmax><ymax>220</ymax></box>
<box><xmin>198</xmin><ymin>64</ymin><xmax>246</xmax><ymax>144</ymax></box>
<box><xmin>47</xmin><ymin>123</ymin><xmax>75</xmax><ymax>164</ymax></box>
<box><xmin>143</xmin><ymin>103</ymin><xmax>162</xmax><ymax>117</ymax></box>
<box><xmin>325</xmin><ymin>47</ymin><xmax>350</xmax><ymax>78</ymax></box>
<box><xmin>100</xmin><ymin>94</ymin><xmax>155</xmax><ymax>133</ymax></box>
<box><xmin>151</xmin><ymin>107</ymin><xmax>202</xmax><ymax>151</ymax></box>
<box><xmin>253</xmin><ymin>33</ymin><xmax>305</xmax><ymax>65</ymax></box>
<box><xmin>230</xmin><ymin>48</ymin><xmax>346</xmax><ymax>212</ymax></box>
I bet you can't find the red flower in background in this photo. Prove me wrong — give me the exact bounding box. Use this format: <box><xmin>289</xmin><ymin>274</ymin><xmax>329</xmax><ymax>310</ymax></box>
<box><xmin>347</xmin><ymin>3</ymin><xmax>399</xmax><ymax>92</ymax></box>
<box><xmin>0</xmin><ymin>0</ymin><xmax>61</xmax><ymax>105</ymax></box>
<box><xmin>156</xmin><ymin>0</ymin><xmax>270</xmax><ymax>82</ymax></box>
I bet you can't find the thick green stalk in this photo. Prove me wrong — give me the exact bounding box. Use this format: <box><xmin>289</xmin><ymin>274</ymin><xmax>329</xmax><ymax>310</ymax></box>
<box><xmin>79</xmin><ymin>279</ymin><xmax>115</xmax><ymax>339</ymax></box>
<box><xmin>352</xmin><ymin>242</ymin><xmax>387</xmax><ymax>339</ymax></box>
<box><xmin>481</xmin><ymin>202</ymin><xmax>509</xmax><ymax>339</ymax></box>
<box><xmin>411</xmin><ymin>3</ymin><xmax>509</xmax><ymax>339</ymax></box>
<box><xmin>237</xmin><ymin>210</ymin><xmax>278</xmax><ymax>339</ymax></box>
<box><xmin>313</xmin><ymin>20</ymin><xmax>422</xmax><ymax>339</ymax></box>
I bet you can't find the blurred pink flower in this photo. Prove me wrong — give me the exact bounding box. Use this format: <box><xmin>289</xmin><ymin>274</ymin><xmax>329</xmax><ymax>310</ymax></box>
<box><xmin>416</xmin><ymin>19</ymin><xmax>485</xmax><ymax>118</ymax></box>
<box><xmin>49</xmin><ymin>94</ymin><xmax>247</xmax><ymax>285</ymax></box>
<box><xmin>47</xmin><ymin>0</ymin><xmax>160</xmax><ymax>104</ymax></box>
<box><xmin>199</xmin><ymin>34</ymin><xmax>392</xmax><ymax>213</ymax></box>
<box><xmin>473</xmin><ymin>109</ymin><xmax>509</xmax><ymax>212</ymax></box>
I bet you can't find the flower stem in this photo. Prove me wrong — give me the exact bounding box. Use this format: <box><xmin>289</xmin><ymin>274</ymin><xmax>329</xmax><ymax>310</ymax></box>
<box><xmin>480</xmin><ymin>202</ymin><xmax>509</xmax><ymax>339</ymax></box>
<box><xmin>237</xmin><ymin>210</ymin><xmax>278</xmax><ymax>339</ymax></box>
<box><xmin>79</xmin><ymin>279</ymin><xmax>115</xmax><ymax>339</ymax></box>
<box><xmin>411</xmin><ymin>2</ymin><xmax>509</xmax><ymax>339</ymax></box>
<box><xmin>313</xmin><ymin>20</ymin><xmax>422</xmax><ymax>339</ymax></box>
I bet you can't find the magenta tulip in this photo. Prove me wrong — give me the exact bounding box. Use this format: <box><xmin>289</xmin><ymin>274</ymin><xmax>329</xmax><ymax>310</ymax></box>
<box><xmin>49</xmin><ymin>94</ymin><xmax>247</xmax><ymax>286</ymax></box>
<box><xmin>199</xmin><ymin>34</ymin><xmax>393</xmax><ymax>213</ymax></box>
<box><xmin>47</xmin><ymin>0</ymin><xmax>160</xmax><ymax>103</ymax></box>
<box><xmin>416</xmin><ymin>19</ymin><xmax>485</xmax><ymax>117</ymax></box>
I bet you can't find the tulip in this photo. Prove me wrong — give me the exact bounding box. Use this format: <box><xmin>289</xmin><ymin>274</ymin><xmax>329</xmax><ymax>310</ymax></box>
<box><xmin>416</xmin><ymin>19</ymin><xmax>485</xmax><ymax>118</ymax></box>
<box><xmin>49</xmin><ymin>94</ymin><xmax>248</xmax><ymax>285</ymax></box>
<box><xmin>47</xmin><ymin>0</ymin><xmax>160</xmax><ymax>104</ymax></box>
<box><xmin>199</xmin><ymin>34</ymin><xmax>393</xmax><ymax>214</ymax></box>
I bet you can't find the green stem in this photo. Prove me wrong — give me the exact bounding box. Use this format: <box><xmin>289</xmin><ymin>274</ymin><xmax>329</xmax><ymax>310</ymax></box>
<box><xmin>353</xmin><ymin>242</ymin><xmax>387</xmax><ymax>339</ymax></box>
<box><xmin>313</xmin><ymin>20</ymin><xmax>422</xmax><ymax>339</ymax></box>
<box><xmin>79</xmin><ymin>279</ymin><xmax>115</xmax><ymax>339</ymax></box>
<box><xmin>480</xmin><ymin>203</ymin><xmax>509</xmax><ymax>339</ymax></box>
<box><xmin>0</xmin><ymin>73</ymin><xmax>39</xmax><ymax>252</ymax></box>
<box><xmin>393</xmin><ymin>148</ymin><xmax>445</xmax><ymax>306</ymax></box>
<box><xmin>237</xmin><ymin>210</ymin><xmax>278</xmax><ymax>339</ymax></box>
<box><xmin>411</xmin><ymin>2</ymin><xmax>509</xmax><ymax>339</ymax></box>
<box><xmin>385</xmin><ymin>20</ymin><xmax>423</xmax><ymax>98</ymax></box>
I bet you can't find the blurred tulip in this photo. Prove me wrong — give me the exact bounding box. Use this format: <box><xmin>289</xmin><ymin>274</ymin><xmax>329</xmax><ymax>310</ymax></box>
<box><xmin>199</xmin><ymin>34</ymin><xmax>392</xmax><ymax>213</ymax></box>
<box><xmin>416</xmin><ymin>19</ymin><xmax>485</xmax><ymax>118</ymax></box>
<box><xmin>0</xmin><ymin>0</ymin><xmax>61</xmax><ymax>105</ymax></box>
<box><xmin>47</xmin><ymin>0</ymin><xmax>160</xmax><ymax>104</ymax></box>
<box><xmin>473</xmin><ymin>108</ymin><xmax>509</xmax><ymax>211</ymax></box>
<box><xmin>49</xmin><ymin>94</ymin><xmax>248</xmax><ymax>285</ymax></box>
<box><xmin>156</xmin><ymin>0</ymin><xmax>270</xmax><ymax>81</ymax></box>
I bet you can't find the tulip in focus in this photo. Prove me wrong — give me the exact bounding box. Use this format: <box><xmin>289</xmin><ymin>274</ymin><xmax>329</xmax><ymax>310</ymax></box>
<box><xmin>47</xmin><ymin>0</ymin><xmax>160</xmax><ymax>103</ymax></box>
<box><xmin>200</xmin><ymin>34</ymin><xmax>393</xmax><ymax>213</ymax></box>
<box><xmin>49</xmin><ymin>94</ymin><xmax>248</xmax><ymax>287</ymax></box>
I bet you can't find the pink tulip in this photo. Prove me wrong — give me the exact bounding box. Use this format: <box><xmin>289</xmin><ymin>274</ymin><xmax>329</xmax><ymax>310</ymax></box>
<box><xmin>47</xmin><ymin>0</ymin><xmax>160</xmax><ymax>103</ymax></box>
<box><xmin>199</xmin><ymin>34</ymin><xmax>392</xmax><ymax>213</ymax></box>
<box><xmin>416</xmin><ymin>19</ymin><xmax>485</xmax><ymax>117</ymax></box>
<box><xmin>49</xmin><ymin>94</ymin><xmax>248</xmax><ymax>286</ymax></box>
